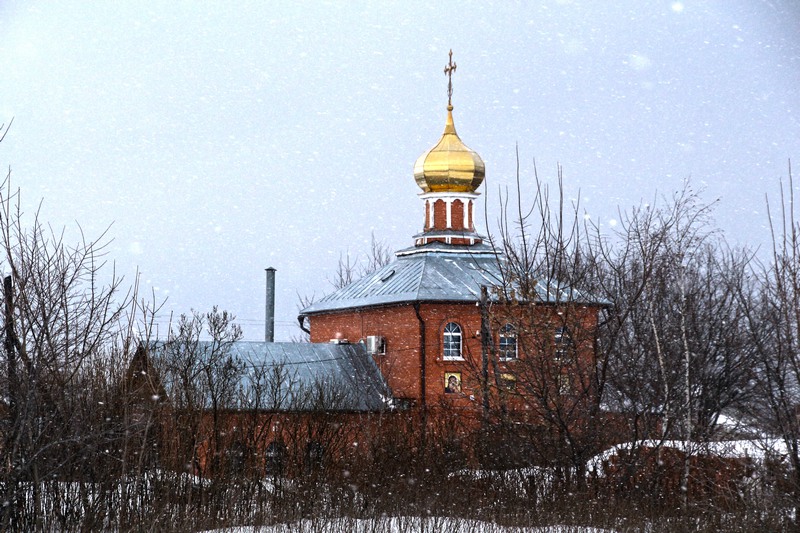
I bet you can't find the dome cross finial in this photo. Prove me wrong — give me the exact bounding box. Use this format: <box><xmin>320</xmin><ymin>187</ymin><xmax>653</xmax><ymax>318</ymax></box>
<box><xmin>444</xmin><ymin>49</ymin><xmax>457</xmax><ymax>107</ymax></box>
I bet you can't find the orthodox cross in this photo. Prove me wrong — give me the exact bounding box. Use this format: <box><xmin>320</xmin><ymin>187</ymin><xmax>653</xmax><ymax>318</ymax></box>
<box><xmin>444</xmin><ymin>49</ymin><xmax>457</xmax><ymax>106</ymax></box>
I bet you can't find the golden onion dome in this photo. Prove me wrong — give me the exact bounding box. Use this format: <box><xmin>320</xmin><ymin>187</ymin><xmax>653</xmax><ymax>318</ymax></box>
<box><xmin>413</xmin><ymin>104</ymin><xmax>485</xmax><ymax>193</ymax></box>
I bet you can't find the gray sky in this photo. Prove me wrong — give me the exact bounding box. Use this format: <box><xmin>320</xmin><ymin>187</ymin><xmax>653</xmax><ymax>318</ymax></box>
<box><xmin>1</xmin><ymin>1</ymin><xmax>798</xmax><ymax>341</ymax></box>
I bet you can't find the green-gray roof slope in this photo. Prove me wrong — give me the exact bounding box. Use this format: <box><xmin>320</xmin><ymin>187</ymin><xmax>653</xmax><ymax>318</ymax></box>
<box><xmin>150</xmin><ymin>341</ymin><xmax>392</xmax><ymax>412</ymax></box>
<box><xmin>300</xmin><ymin>249</ymin><xmax>606</xmax><ymax>316</ymax></box>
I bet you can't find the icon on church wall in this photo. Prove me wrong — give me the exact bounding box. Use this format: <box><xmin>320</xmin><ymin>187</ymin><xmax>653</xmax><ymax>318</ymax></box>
<box><xmin>500</xmin><ymin>373</ymin><xmax>517</xmax><ymax>391</ymax></box>
<box><xmin>444</xmin><ymin>372</ymin><xmax>461</xmax><ymax>394</ymax></box>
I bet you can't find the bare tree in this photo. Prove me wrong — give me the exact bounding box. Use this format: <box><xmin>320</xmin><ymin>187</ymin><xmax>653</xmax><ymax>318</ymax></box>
<box><xmin>742</xmin><ymin>163</ymin><xmax>800</xmax><ymax>518</ymax></box>
<box><xmin>585</xmin><ymin>184</ymin><xmax>756</xmax><ymax>509</ymax></box>
<box><xmin>329</xmin><ymin>232</ymin><xmax>392</xmax><ymax>291</ymax></box>
<box><xmin>482</xmin><ymin>156</ymin><xmax>757</xmax><ymax>506</ymax></box>
<box><xmin>0</xmin><ymin>175</ymin><xmax>144</xmax><ymax>530</ymax></box>
<box><xmin>153</xmin><ymin>308</ymin><xmax>243</xmax><ymax>479</ymax></box>
<box><xmin>480</xmin><ymin>161</ymin><xmax>606</xmax><ymax>486</ymax></box>
<box><xmin>296</xmin><ymin>232</ymin><xmax>392</xmax><ymax>340</ymax></box>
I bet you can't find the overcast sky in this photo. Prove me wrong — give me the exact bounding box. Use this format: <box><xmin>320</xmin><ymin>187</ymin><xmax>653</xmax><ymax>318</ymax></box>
<box><xmin>1</xmin><ymin>1</ymin><xmax>798</xmax><ymax>341</ymax></box>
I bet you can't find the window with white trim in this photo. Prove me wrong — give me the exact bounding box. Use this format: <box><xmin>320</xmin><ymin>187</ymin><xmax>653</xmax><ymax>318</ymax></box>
<box><xmin>558</xmin><ymin>374</ymin><xmax>571</xmax><ymax>395</ymax></box>
<box><xmin>499</xmin><ymin>323</ymin><xmax>517</xmax><ymax>360</ymax></box>
<box><xmin>265</xmin><ymin>440</ymin><xmax>286</xmax><ymax>476</ymax></box>
<box><xmin>554</xmin><ymin>326</ymin><xmax>574</xmax><ymax>363</ymax></box>
<box><xmin>443</xmin><ymin>322</ymin><xmax>463</xmax><ymax>360</ymax></box>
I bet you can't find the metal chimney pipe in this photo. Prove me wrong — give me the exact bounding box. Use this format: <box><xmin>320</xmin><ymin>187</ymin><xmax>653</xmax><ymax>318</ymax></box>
<box><xmin>265</xmin><ymin>267</ymin><xmax>276</xmax><ymax>343</ymax></box>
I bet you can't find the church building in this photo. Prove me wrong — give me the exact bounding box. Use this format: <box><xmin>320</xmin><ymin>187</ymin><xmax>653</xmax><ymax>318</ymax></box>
<box><xmin>135</xmin><ymin>53</ymin><xmax>606</xmax><ymax>476</ymax></box>
<box><xmin>299</xmin><ymin>52</ymin><xmax>603</xmax><ymax>421</ymax></box>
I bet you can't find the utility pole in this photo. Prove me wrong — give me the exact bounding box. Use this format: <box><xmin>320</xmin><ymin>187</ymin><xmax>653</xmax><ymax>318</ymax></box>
<box><xmin>480</xmin><ymin>285</ymin><xmax>491</xmax><ymax>417</ymax></box>
<box><xmin>4</xmin><ymin>275</ymin><xmax>16</xmax><ymax>419</ymax></box>
<box><xmin>2</xmin><ymin>275</ymin><xmax>17</xmax><ymax>530</ymax></box>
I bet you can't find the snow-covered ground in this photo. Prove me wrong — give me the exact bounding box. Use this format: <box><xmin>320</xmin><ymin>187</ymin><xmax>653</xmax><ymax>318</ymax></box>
<box><xmin>206</xmin><ymin>519</ymin><xmax>614</xmax><ymax>533</ymax></box>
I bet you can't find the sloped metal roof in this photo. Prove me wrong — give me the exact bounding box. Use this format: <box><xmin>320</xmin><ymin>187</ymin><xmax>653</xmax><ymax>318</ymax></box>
<box><xmin>300</xmin><ymin>248</ymin><xmax>606</xmax><ymax>315</ymax></box>
<box><xmin>150</xmin><ymin>341</ymin><xmax>392</xmax><ymax>412</ymax></box>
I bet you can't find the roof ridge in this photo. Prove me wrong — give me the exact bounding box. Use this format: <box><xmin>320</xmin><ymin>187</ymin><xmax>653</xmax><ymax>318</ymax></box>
<box><xmin>410</xmin><ymin>253</ymin><xmax>428</xmax><ymax>300</ymax></box>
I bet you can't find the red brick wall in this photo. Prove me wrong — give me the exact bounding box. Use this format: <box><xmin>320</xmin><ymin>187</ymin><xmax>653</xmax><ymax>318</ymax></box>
<box><xmin>433</xmin><ymin>200</ymin><xmax>446</xmax><ymax>230</ymax></box>
<box><xmin>309</xmin><ymin>302</ymin><xmax>600</xmax><ymax>412</ymax></box>
<box><xmin>451</xmin><ymin>199</ymin><xmax>464</xmax><ymax>230</ymax></box>
<box><xmin>310</xmin><ymin>302</ymin><xmax>485</xmax><ymax>405</ymax></box>
<box><xmin>416</xmin><ymin>302</ymin><xmax>481</xmax><ymax>406</ymax></box>
<box><xmin>166</xmin><ymin>302</ymin><xmax>603</xmax><ymax>478</ymax></box>
<box><xmin>310</xmin><ymin>305</ymin><xmax>425</xmax><ymax>400</ymax></box>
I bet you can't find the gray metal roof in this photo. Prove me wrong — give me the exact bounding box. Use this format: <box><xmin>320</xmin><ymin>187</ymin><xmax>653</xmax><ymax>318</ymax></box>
<box><xmin>300</xmin><ymin>248</ymin><xmax>606</xmax><ymax>315</ymax></box>
<box><xmin>150</xmin><ymin>341</ymin><xmax>392</xmax><ymax>412</ymax></box>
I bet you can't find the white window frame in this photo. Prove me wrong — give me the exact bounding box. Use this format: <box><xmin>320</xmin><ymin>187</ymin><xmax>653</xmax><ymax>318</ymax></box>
<box><xmin>498</xmin><ymin>323</ymin><xmax>518</xmax><ymax>360</ymax></box>
<box><xmin>443</xmin><ymin>322</ymin><xmax>463</xmax><ymax>360</ymax></box>
<box><xmin>554</xmin><ymin>326</ymin><xmax>573</xmax><ymax>363</ymax></box>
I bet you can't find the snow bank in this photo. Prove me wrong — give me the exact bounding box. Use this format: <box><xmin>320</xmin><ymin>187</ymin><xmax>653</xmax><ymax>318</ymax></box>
<box><xmin>587</xmin><ymin>438</ymin><xmax>790</xmax><ymax>477</ymax></box>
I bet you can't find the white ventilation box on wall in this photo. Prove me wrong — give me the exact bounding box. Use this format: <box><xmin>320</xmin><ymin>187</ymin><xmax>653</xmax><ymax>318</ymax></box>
<box><xmin>365</xmin><ymin>335</ymin><xmax>386</xmax><ymax>356</ymax></box>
